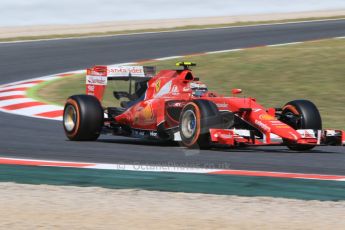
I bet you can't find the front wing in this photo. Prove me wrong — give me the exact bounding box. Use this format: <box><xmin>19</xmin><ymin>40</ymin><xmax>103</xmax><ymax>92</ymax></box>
<box><xmin>209</xmin><ymin>129</ymin><xmax>345</xmax><ymax>147</ymax></box>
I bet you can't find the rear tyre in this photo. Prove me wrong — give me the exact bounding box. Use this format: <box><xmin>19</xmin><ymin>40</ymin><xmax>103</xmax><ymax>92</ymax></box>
<box><xmin>281</xmin><ymin>100</ymin><xmax>322</xmax><ymax>151</ymax></box>
<box><xmin>179</xmin><ymin>100</ymin><xmax>223</xmax><ymax>149</ymax></box>
<box><xmin>63</xmin><ymin>95</ymin><xmax>103</xmax><ymax>141</ymax></box>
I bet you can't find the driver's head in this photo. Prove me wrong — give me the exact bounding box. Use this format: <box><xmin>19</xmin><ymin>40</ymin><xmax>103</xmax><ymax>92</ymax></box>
<box><xmin>190</xmin><ymin>82</ymin><xmax>208</xmax><ymax>97</ymax></box>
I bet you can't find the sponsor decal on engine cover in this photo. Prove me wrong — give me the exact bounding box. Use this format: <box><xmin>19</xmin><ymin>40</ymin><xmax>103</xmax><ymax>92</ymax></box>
<box><xmin>171</xmin><ymin>85</ymin><xmax>179</xmax><ymax>95</ymax></box>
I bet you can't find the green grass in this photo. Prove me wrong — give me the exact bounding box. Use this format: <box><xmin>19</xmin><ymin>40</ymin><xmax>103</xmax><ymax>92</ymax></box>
<box><xmin>1</xmin><ymin>15</ymin><xmax>345</xmax><ymax>42</ymax></box>
<box><xmin>34</xmin><ymin>74</ymin><xmax>129</xmax><ymax>108</ymax></box>
<box><xmin>34</xmin><ymin>38</ymin><xmax>345</xmax><ymax>129</ymax></box>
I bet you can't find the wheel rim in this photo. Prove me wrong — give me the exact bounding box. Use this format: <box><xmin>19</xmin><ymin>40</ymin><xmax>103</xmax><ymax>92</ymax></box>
<box><xmin>181</xmin><ymin>110</ymin><xmax>197</xmax><ymax>139</ymax></box>
<box><xmin>283</xmin><ymin>110</ymin><xmax>302</xmax><ymax>129</ymax></box>
<box><xmin>64</xmin><ymin>104</ymin><xmax>77</xmax><ymax>132</ymax></box>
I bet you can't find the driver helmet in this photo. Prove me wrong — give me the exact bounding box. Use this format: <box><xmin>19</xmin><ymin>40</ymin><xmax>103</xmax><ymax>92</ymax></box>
<box><xmin>190</xmin><ymin>82</ymin><xmax>208</xmax><ymax>97</ymax></box>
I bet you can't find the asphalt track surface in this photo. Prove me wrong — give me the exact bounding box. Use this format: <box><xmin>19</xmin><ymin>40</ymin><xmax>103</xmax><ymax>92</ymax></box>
<box><xmin>1</xmin><ymin>19</ymin><xmax>345</xmax><ymax>175</ymax></box>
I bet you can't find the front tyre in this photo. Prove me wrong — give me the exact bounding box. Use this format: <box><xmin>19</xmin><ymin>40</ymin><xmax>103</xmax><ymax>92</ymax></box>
<box><xmin>179</xmin><ymin>100</ymin><xmax>223</xmax><ymax>149</ymax></box>
<box><xmin>281</xmin><ymin>100</ymin><xmax>322</xmax><ymax>151</ymax></box>
<box><xmin>63</xmin><ymin>95</ymin><xmax>103</xmax><ymax>141</ymax></box>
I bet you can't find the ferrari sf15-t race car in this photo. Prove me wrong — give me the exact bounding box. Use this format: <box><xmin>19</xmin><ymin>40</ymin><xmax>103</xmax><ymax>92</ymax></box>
<box><xmin>63</xmin><ymin>62</ymin><xmax>345</xmax><ymax>151</ymax></box>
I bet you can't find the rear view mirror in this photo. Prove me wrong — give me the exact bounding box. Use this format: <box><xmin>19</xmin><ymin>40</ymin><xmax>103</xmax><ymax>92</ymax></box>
<box><xmin>232</xmin><ymin>88</ymin><xmax>242</xmax><ymax>96</ymax></box>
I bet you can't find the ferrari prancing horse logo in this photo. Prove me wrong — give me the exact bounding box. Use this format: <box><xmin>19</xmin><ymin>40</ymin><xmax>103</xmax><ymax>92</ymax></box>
<box><xmin>155</xmin><ymin>80</ymin><xmax>161</xmax><ymax>93</ymax></box>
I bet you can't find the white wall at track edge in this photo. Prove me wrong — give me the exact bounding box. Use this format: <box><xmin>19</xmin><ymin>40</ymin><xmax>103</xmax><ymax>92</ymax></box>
<box><xmin>1</xmin><ymin>0</ymin><xmax>345</xmax><ymax>27</ymax></box>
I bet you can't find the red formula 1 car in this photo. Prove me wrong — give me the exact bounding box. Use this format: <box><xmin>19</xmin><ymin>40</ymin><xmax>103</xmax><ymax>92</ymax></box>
<box><xmin>63</xmin><ymin>62</ymin><xmax>345</xmax><ymax>151</ymax></box>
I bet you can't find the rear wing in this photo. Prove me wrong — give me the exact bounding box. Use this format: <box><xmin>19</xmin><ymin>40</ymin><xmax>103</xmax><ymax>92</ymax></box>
<box><xmin>86</xmin><ymin>65</ymin><xmax>156</xmax><ymax>102</ymax></box>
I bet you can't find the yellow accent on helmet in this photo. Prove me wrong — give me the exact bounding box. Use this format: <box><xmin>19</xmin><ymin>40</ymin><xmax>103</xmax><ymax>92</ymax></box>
<box><xmin>176</xmin><ymin>62</ymin><xmax>196</xmax><ymax>67</ymax></box>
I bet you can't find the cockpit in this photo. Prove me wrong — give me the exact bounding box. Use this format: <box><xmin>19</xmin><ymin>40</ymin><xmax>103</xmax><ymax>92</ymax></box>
<box><xmin>113</xmin><ymin>79</ymin><xmax>149</xmax><ymax>108</ymax></box>
<box><xmin>109</xmin><ymin>66</ymin><xmax>155</xmax><ymax>108</ymax></box>
<box><xmin>190</xmin><ymin>82</ymin><xmax>208</xmax><ymax>97</ymax></box>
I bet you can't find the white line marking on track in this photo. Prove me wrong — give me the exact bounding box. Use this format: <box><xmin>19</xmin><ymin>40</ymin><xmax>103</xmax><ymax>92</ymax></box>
<box><xmin>206</xmin><ymin>48</ymin><xmax>243</xmax><ymax>54</ymax></box>
<box><xmin>84</xmin><ymin>163</ymin><xmax>216</xmax><ymax>173</ymax></box>
<box><xmin>33</xmin><ymin>76</ymin><xmax>61</xmax><ymax>81</ymax></box>
<box><xmin>155</xmin><ymin>56</ymin><xmax>184</xmax><ymax>61</ymax></box>
<box><xmin>1</xmin><ymin>156</ymin><xmax>345</xmax><ymax>181</ymax></box>
<box><xmin>268</xmin><ymin>42</ymin><xmax>303</xmax><ymax>47</ymax></box>
<box><xmin>108</xmin><ymin>63</ymin><xmax>136</xmax><ymax>67</ymax></box>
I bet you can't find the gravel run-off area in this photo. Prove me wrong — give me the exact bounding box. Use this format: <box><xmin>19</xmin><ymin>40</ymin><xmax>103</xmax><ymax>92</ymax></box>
<box><xmin>1</xmin><ymin>183</ymin><xmax>345</xmax><ymax>230</ymax></box>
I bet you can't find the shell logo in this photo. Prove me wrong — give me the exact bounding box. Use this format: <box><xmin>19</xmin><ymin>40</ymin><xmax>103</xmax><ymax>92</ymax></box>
<box><xmin>142</xmin><ymin>105</ymin><xmax>154</xmax><ymax>121</ymax></box>
<box><xmin>133</xmin><ymin>104</ymin><xmax>154</xmax><ymax>125</ymax></box>
<box><xmin>259</xmin><ymin>114</ymin><xmax>275</xmax><ymax>121</ymax></box>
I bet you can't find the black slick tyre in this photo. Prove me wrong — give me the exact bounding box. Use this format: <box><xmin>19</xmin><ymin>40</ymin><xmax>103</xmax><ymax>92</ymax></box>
<box><xmin>179</xmin><ymin>100</ymin><xmax>223</xmax><ymax>149</ymax></box>
<box><xmin>282</xmin><ymin>100</ymin><xmax>322</xmax><ymax>151</ymax></box>
<box><xmin>63</xmin><ymin>95</ymin><xmax>103</xmax><ymax>141</ymax></box>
